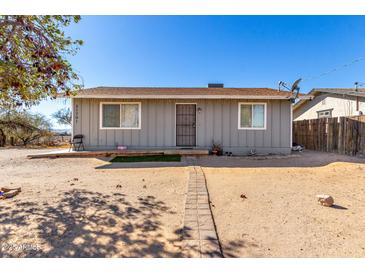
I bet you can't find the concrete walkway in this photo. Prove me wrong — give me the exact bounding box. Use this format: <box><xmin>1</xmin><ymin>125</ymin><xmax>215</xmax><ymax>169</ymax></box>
<box><xmin>182</xmin><ymin>165</ymin><xmax>222</xmax><ymax>257</ymax></box>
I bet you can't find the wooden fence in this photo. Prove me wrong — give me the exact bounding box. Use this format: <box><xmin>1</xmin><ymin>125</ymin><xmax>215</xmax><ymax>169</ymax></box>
<box><xmin>293</xmin><ymin>116</ymin><xmax>365</xmax><ymax>156</ymax></box>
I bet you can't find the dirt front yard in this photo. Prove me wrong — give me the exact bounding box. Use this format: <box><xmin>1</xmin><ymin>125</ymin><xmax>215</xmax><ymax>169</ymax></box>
<box><xmin>2</xmin><ymin>148</ymin><xmax>365</xmax><ymax>258</ymax></box>
<box><xmin>0</xmin><ymin>148</ymin><xmax>188</xmax><ymax>257</ymax></box>
<box><xmin>201</xmin><ymin>152</ymin><xmax>365</xmax><ymax>257</ymax></box>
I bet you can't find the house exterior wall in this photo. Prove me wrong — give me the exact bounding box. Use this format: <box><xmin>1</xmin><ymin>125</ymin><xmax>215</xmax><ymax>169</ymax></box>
<box><xmin>294</xmin><ymin>93</ymin><xmax>365</xmax><ymax>121</ymax></box>
<box><xmin>72</xmin><ymin>98</ymin><xmax>292</xmax><ymax>154</ymax></box>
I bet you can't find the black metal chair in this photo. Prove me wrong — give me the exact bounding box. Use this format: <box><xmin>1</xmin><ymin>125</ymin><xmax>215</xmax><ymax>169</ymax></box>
<box><xmin>69</xmin><ymin>134</ymin><xmax>85</xmax><ymax>151</ymax></box>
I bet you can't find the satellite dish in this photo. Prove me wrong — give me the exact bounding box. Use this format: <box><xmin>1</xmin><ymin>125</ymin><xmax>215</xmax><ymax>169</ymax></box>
<box><xmin>278</xmin><ymin>78</ymin><xmax>302</xmax><ymax>101</ymax></box>
<box><xmin>291</xmin><ymin>78</ymin><xmax>302</xmax><ymax>101</ymax></box>
<box><xmin>291</xmin><ymin>78</ymin><xmax>302</xmax><ymax>93</ymax></box>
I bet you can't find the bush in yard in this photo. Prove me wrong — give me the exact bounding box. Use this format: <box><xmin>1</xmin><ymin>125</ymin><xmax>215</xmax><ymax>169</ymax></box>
<box><xmin>0</xmin><ymin>110</ymin><xmax>52</xmax><ymax>146</ymax></box>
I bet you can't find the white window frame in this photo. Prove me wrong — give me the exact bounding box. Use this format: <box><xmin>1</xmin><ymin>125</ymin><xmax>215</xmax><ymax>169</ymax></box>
<box><xmin>317</xmin><ymin>109</ymin><xmax>332</xmax><ymax>119</ymax></box>
<box><xmin>100</xmin><ymin>102</ymin><xmax>141</xmax><ymax>130</ymax></box>
<box><xmin>238</xmin><ymin>102</ymin><xmax>267</xmax><ymax>130</ymax></box>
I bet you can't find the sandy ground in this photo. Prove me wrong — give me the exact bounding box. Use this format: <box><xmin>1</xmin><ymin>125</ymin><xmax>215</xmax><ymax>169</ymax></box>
<box><xmin>0</xmin><ymin>148</ymin><xmax>188</xmax><ymax>257</ymax></box>
<box><xmin>2</xmin><ymin>148</ymin><xmax>365</xmax><ymax>258</ymax></box>
<box><xmin>202</xmin><ymin>152</ymin><xmax>365</xmax><ymax>257</ymax></box>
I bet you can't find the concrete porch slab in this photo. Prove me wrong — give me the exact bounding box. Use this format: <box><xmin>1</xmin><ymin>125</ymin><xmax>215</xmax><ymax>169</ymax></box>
<box><xmin>27</xmin><ymin>149</ymin><xmax>209</xmax><ymax>159</ymax></box>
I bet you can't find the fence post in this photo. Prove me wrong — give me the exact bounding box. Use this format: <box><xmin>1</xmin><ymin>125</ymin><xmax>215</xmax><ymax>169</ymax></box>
<box><xmin>338</xmin><ymin>117</ymin><xmax>342</xmax><ymax>154</ymax></box>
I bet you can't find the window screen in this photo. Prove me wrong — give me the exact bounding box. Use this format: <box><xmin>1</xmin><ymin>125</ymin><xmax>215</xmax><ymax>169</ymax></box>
<box><xmin>102</xmin><ymin>103</ymin><xmax>140</xmax><ymax>129</ymax></box>
<box><xmin>121</xmin><ymin>104</ymin><xmax>139</xmax><ymax>128</ymax></box>
<box><xmin>252</xmin><ymin>104</ymin><xmax>265</xmax><ymax>128</ymax></box>
<box><xmin>239</xmin><ymin>103</ymin><xmax>266</xmax><ymax>129</ymax></box>
<box><xmin>102</xmin><ymin>104</ymin><xmax>120</xmax><ymax>128</ymax></box>
<box><xmin>240</xmin><ymin>104</ymin><xmax>252</xmax><ymax>128</ymax></box>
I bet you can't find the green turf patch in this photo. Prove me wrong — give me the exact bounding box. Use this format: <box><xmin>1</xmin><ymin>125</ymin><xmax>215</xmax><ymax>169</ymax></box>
<box><xmin>110</xmin><ymin>154</ymin><xmax>181</xmax><ymax>163</ymax></box>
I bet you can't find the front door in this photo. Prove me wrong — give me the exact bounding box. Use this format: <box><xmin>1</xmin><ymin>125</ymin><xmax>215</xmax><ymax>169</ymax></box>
<box><xmin>176</xmin><ymin>104</ymin><xmax>196</xmax><ymax>147</ymax></box>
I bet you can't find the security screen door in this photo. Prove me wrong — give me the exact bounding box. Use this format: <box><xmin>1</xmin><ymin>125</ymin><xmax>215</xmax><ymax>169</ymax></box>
<box><xmin>176</xmin><ymin>104</ymin><xmax>196</xmax><ymax>147</ymax></box>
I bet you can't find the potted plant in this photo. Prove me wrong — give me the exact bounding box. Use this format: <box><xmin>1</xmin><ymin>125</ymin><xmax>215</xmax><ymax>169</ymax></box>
<box><xmin>211</xmin><ymin>142</ymin><xmax>223</xmax><ymax>156</ymax></box>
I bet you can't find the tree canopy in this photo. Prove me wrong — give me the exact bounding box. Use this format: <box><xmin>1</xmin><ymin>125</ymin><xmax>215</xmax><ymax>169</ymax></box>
<box><xmin>52</xmin><ymin>107</ymin><xmax>72</xmax><ymax>126</ymax></box>
<box><xmin>0</xmin><ymin>15</ymin><xmax>83</xmax><ymax>108</ymax></box>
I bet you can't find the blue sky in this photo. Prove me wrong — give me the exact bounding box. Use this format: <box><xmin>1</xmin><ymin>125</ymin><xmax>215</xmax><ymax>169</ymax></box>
<box><xmin>32</xmin><ymin>16</ymin><xmax>365</xmax><ymax>128</ymax></box>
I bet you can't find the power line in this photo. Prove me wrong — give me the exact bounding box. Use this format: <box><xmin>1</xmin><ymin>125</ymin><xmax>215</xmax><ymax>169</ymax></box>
<box><xmin>301</xmin><ymin>55</ymin><xmax>365</xmax><ymax>82</ymax></box>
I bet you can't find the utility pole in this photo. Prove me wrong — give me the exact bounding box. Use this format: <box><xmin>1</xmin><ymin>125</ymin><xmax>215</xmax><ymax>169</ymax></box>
<box><xmin>354</xmin><ymin>82</ymin><xmax>360</xmax><ymax>112</ymax></box>
<box><xmin>354</xmin><ymin>82</ymin><xmax>364</xmax><ymax>112</ymax></box>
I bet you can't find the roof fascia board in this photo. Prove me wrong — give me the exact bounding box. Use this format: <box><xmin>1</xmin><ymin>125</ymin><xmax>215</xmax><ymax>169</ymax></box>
<box><xmin>71</xmin><ymin>94</ymin><xmax>294</xmax><ymax>99</ymax></box>
<box><xmin>312</xmin><ymin>89</ymin><xmax>365</xmax><ymax>98</ymax></box>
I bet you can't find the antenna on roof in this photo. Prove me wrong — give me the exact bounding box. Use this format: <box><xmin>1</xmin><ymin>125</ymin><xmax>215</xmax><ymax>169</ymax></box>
<box><xmin>278</xmin><ymin>81</ymin><xmax>290</xmax><ymax>91</ymax></box>
<box><xmin>279</xmin><ymin>78</ymin><xmax>302</xmax><ymax>102</ymax></box>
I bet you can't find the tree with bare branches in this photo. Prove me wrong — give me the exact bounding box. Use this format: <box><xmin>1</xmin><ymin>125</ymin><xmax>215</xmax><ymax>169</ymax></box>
<box><xmin>52</xmin><ymin>107</ymin><xmax>72</xmax><ymax>126</ymax></box>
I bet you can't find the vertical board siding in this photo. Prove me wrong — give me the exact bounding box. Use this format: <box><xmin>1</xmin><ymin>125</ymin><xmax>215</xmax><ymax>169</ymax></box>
<box><xmin>72</xmin><ymin>98</ymin><xmax>79</xmax><ymax>136</ymax></box>
<box><xmin>230</xmin><ymin>100</ymin><xmax>239</xmax><ymax>147</ymax></box>
<box><xmin>205</xmin><ymin>101</ymin><xmax>214</xmax><ymax>146</ymax></box>
<box><xmin>89</xmin><ymin>99</ymin><xmax>98</xmax><ymax>146</ymax></box>
<box><xmin>168</xmin><ymin>101</ymin><xmax>175</xmax><ymax>146</ymax></box>
<box><xmin>247</xmin><ymin>131</ymin><xmax>255</xmax><ymax>147</ymax></box>
<box><xmin>213</xmin><ymin>102</ymin><xmax>221</xmax><ymax>143</ymax></box>
<box><xmin>280</xmin><ymin>100</ymin><xmax>290</xmax><ymax>148</ymax></box>
<box><xmin>147</xmin><ymin>100</ymin><xmax>155</xmax><ymax>146</ymax></box>
<box><xmin>73</xmin><ymin>98</ymin><xmax>291</xmax><ymax>151</ymax></box>
<box><xmin>271</xmin><ymin>100</ymin><xmax>281</xmax><ymax>147</ymax></box>
<box><xmin>222</xmin><ymin>100</ymin><xmax>231</xmax><ymax>147</ymax></box>
<box><xmin>197</xmin><ymin>100</ymin><xmax>205</xmax><ymax>146</ymax></box>
<box><xmin>264</xmin><ymin>102</ymin><xmax>272</xmax><ymax>147</ymax></box>
<box><xmin>140</xmin><ymin>101</ymin><xmax>148</xmax><ymax>146</ymax></box>
<box><xmin>156</xmin><ymin>100</ymin><xmax>164</xmax><ymax>147</ymax></box>
<box><xmin>115</xmin><ymin>126</ymin><xmax>123</xmax><ymax>147</ymax></box>
<box><xmin>163</xmin><ymin>101</ymin><xmax>169</xmax><ymax>146</ymax></box>
<box><xmin>81</xmin><ymin>98</ymin><xmax>89</xmax><ymax>146</ymax></box>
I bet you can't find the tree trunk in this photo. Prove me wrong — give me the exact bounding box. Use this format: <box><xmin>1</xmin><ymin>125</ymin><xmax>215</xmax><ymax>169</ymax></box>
<box><xmin>0</xmin><ymin>128</ymin><xmax>6</xmax><ymax>147</ymax></box>
<box><xmin>20</xmin><ymin>137</ymin><xmax>29</xmax><ymax>146</ymax></box>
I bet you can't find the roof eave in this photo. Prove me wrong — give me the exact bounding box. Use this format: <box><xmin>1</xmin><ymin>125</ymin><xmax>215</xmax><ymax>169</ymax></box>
<box><xmin>71</xmin><ymin>94</ymin><xmax>294</xmax><ymax>100</ymax></box>
<box><xmin>311</xmin><ymin>88</ymin><xmax>365</xmax><ymax>98</ymax></box>
<box><xmin>293</xmin><ymin>95</ymin><xmax>315</xmax><ymax>111</ymax></box>
<box><xmin>297</xmin><ymin>95</ymin><xmax>314</xmax><ymax>100</ymax></box>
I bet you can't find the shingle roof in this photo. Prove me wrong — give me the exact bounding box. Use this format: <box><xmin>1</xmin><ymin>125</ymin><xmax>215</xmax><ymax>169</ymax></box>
<box><xmin>293</xmin><ymin>88</ymin><xmax>365</xmax><ymax>110</ymax></box>
<box><xmin>72</xmin><ymin>86</ymin><xmax>301</xmax><ymax>99</ymax></box>
<box><xmin>312</xmin><ymin>88</ymin><xmax>365</xmax><ymax>98</ymax></box>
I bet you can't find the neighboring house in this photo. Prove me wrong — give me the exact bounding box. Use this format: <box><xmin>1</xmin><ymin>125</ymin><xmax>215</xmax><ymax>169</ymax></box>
<box><xmin>293</xmin><ymin>88</ymin><xmax>365</xmax><ymax>121</ymax></box>
<box><xmin>71</xmin><ymin>84</ymin><xmax>306</xmax><ymax>155</ymax></box>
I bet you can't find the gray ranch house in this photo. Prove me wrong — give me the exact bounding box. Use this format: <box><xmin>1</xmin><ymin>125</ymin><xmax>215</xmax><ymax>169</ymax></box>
<box><xmin>71</xmin><ymin>85</ymin><xmax>300</xmax><ymax>155</ymax></box>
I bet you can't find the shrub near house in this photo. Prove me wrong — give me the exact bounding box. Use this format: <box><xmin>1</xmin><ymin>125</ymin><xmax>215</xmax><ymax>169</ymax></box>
<box><xmin>0</xmin><ymin>110</ymin><xmax>52</xmax><ymax>146</ymax></box>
